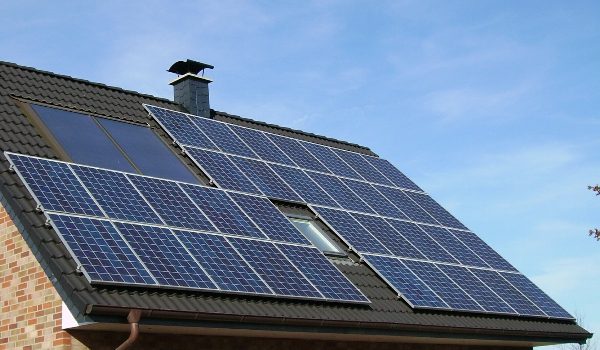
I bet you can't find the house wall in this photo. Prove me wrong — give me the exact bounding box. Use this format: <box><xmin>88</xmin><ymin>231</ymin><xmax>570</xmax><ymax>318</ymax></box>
<box><xmin>0</xmin><ymin>204</ymin><xmax>85</xmax><ymax>350</ymax></box>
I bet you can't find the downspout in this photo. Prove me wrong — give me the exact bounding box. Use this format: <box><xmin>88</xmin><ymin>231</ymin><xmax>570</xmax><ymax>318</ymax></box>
<box><xmin>116</xmin><ymin>309</ymin><xmax>142</xmax><ymax>350</ymax></box>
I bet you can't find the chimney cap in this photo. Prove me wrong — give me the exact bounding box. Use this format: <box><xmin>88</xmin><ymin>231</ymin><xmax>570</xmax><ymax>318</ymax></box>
<box><xmin>168</xmin><ymin>59</ymin><xmax>214</xmax><ymax>76</ymax></box>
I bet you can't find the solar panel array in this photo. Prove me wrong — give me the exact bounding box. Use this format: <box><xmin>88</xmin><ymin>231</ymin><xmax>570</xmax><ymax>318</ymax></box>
<box><xmin>144</xmin><ymin>104</ymin><xmax>573</xmax><ymax>320</ymax></box>
<box><xmin>6</xmin><ymin>152</ymin><xmax>368</xmax><ymax>304</ymax></box>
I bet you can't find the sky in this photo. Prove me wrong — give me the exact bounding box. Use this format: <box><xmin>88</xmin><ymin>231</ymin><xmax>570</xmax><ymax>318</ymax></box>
<box><xmin>1</xmin><ymin>1</ymin><xmax>599</xmax><ymax>347</ymax></box>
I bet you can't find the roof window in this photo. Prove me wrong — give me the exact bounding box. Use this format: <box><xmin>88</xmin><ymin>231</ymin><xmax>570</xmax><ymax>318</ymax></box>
<box><xmin>289</xmin><ymin>217</ymin><xmax>344</xmax><ymax>255</ymax></box>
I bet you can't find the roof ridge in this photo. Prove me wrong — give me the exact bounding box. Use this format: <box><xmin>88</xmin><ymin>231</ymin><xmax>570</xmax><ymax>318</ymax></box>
<box><xmin>0</xmin><ymin>60</ymin><xmax>176</xmax><ymax>105</ymax></box>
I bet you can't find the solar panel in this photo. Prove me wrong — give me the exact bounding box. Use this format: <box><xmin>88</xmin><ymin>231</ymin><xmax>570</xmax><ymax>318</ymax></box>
<box><xmin>269</xmin><ymin>164</ymin><xmax>338</xmax><ymax>207</ymax></box>
<box><xmin>418</xmin><ymin>225</ymin><xmax>488</xmax><ymax>268</ymax></box>
<box><xmin>228</xmin><ymin>238</ymin><xmax>322</xmax><ymax>298</ymax></box>
<box><xmin>127</xmin><ymin>175</ymin><xmax>216</xmax><ymax>232</ymax></box>
<box><xmin>437</xmin><ymin>264</ymin><xmax>515</xmax><ymax>314</ymax></box>
<box><xmin>375</xmin><ymin>186</ymin><xmax>437</xmax><ymax>225</ymax></box>
<box><xmin>500</xmin><ymin>272</ymin><xmax>572</xmax><ymax>319</ymax></box>
<box><xmin>402</xmin><ymin>260</ymin><xmax>483</xmax><ymax>312</ymax></box>
<box><xmin>332</xmin><ymin>149</ymin><xmax>394</xmax><ymax>186</ymax></box>
<box><xmin>342</xmin><ymin>179</ymin><xmax>408</xmax><ymax>219</ymax></box>
<box><xmin>7</xmin><ymin>154</ymin><xmax>103</xmax><ymax>216</ymax></box>
<box><xmin>312</xmin><ymin>206</ymin><xmax>390</xmax><ymax>254</ymax></box>
<box><xmin>191</xmin><ymin>116</ymin><xmax>257</xmax><ymax>158</ymax></box>
<box><xmin>230</xmin><ymin>156</ymin><xmax>302</xmax><ymax>202</ymax></box>
<box><xmin>115</xmin><ymin>222</ymin><xmax>217</xmax><ymax>289</ymax></box>
<box><xmin>363</xmin><ymin>155</ymin><xmax>422</xmax><ymax>192</ymax></box>
<box><xmin>71</xmin><ymin>165</ymin><xmax>163</xmax><ymax>224</ymax></box>
<box><xmin>185</xmin><ymin>148</ymin><xmax>261</xmax><ymax>195</ymax></box>
<box><xmin>306</xmin><ymin>171</ymin><xmax>374</xmax><ymax>214</ymax></box>
<box><xmin>145</xmin><ymin>105</ymin><xmax>218</xmax><ymax>150</ymax></box>
<box><xmin>175</xmin><ymin>230</ymin><xmax>273</xmax><ymax>294</ymax></box>
<box><xmin>228</xmin><ymin>125</ymin><xmax>295</xmax><ymax>166</ymax></box>
<box><xmin>48</xmin><ymin>214</ymin><xmax>155</xmax><ymax>285</ymax></box>
<box><xmin>450</xmin><ymin>230</ymin><xmax>516</xmax><ymax>272</ymax></box>
<box><xmin>385</xmin><ymin>219</ymin><xmax>458</xmax><ymax>264</ymax></box>
<box><xmin>266</xmin><ymin>134</ymin><xmax>329</xmax><ymax>172</ymax></box>
<box><xmin>363</xmin><ymin>254</ymin><xmax>448</xmax><ymax>309</ymax></box>
<box><xmin>277</xmin><ymin>244</ymin><xmax>369</xmax><ymax>303</ymax></box>
<box><xmin>180</xmin><ymin>183</ymin><xmax>266</xmax><ymax>239</ymax></box>
<box><xmin>404</xmin><ymin>192</ymin><xmax>468</xmax><ymax>230</ymax></box>
<box><xmin>301</xmin><ymin>142</ymin><xmax>363</xmax><ymax>180</ymax></box>
<box><xmin>351</xmin><ymin>213</ymin><xmax>425</xmax><ymax>260</ymax></box>
<box><xmin>227</xmin><ymin>192</ymin><xmax>311</xmax><ymax>244</ymax></box>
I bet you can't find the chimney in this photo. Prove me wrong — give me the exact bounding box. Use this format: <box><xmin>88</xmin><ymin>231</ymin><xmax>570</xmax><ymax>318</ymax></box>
<box><xmin>168</xmin><ymin>59</ymin><xmax>214</xmax><ymax>118</ymax></box>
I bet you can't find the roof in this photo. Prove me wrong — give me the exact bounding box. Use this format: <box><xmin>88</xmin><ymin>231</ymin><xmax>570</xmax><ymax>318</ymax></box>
<box><xmin>0</xmin><ymin>60</ymin><xmax>590</xmax><ymax>345</ymax></box>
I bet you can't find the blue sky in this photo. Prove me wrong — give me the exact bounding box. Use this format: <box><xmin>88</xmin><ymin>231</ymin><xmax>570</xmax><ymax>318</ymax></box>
<box><xmin>2</xmin><ymin>1</ymin><xmax>599</xmax><ymax>347</ymax></box>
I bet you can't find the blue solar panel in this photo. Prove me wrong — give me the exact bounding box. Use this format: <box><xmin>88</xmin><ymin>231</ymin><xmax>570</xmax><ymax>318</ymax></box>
<box><xmin>402</xmin><ymin>260</ymin><xmax>483</xmax><ymax>312</ymax></box>
<box><xmin>364</xmin><ymin>254</ymin><xmax>447</xmax><ymax>309</ymax></box>
<box><xmin>418</xmin><ymin>225</ymin><xmax>488</xmax><ymax>268</ymax></box>
<box><xmin>301</xmin><ymin>142</ymin><xmax>363</xmax><ymax>180</ymax></box>
<box><xmin>277</xmin><ymin>244</ymin><xmax>369</xmax><ymax>303</ymax></box>
<box><xmin>185</xmin><ymin>148</ymin><xmax>261</xmax><ymax>195</ymax></box>
<box><xmin>180</xmin><ymin>183</ymin><xmax>266</xmax><ymax>238</ymax></box>
<box><xmin>175</xmin><ymin>230</ymin><xmax>272</xmax><ymax>294</ymax></box>
<box><xmin>375</xmin><ymin>186</ymin><xmax>437</xmax><ymax>224</ymax></box>
<box><xmin>228</xmin><ymin>238</ymin><xmax>322</xmax><ymax>298</ymax></box>
<box><xmin>8</xmin><ymin>154</ymin><xmax>103</xmax><ymax>216</ymax></box>
<box><xmin>115</xmin><ymin>222</ymin><xmax>217</xmax><ymax>289</ymax></box>
<box><xmin>332</xmin><ymin>149</ymin><xmax>394</xmax><ymax>186</ymax></box>
<box><xmin>470</xmin><ymin>268</ymin><xmax>544</xmax><ymax>317</ymax></box>
<box><xmin>48</xmin><ymin>214</ymin><xmax>155</xmax><ymax>285</ymax></box>
<box><xmin>127</xmin><ymin>175</ymin><xmax>216</xmax><ymax>232</ymax></box>
<box><xmin>231</xmin><ymin>157</ymin><xmax>302</xmax><ymax>202</ymax></box>
<box><xmin>269</xmin><ymin>164</ymin><xmax>338</xmax><ymax>207</ymax></box>
<box><xmin>385</xmin><ymin>219</ymin><xmax>458</xmax><ymax>264</ymax></box>
<box><xmin>145</xmin><ymin>105</ymin><xmax>218</xmax><ymax>150</ymax></box>
<box><xmin>266</xmin><ymin>134</ymin><xmax>329</xmax><ymax>172</ymax></box>
<box><xmin>351</xmin><ymin>213</ymin><xmax>425</xmax><ymax>260</ymax></box>
<box><xmin>450</xmin><ymin>230</ymin><xmax>516</xmax><ymax>272</ymax></box>
<box><xmin>72</xmin><ymin>165</ymin><xmax>163</xmax><ymax>224</ymax></box>
<box><xmin>191</xmin><ymin>117</ymin><xmax>257</xmax><ymax>158</ymax></box>
<box><xmin>227</xmin><ymin>192</ymin><xmax>311</xmax><ymax>244</ymax></box>
<box><xmin>363</xmin><ymin>155</ymin><xmax>422</xmax><ymax>192</ymax></box>
<box><xmin>405</xmin><ymin>192</ymin><xmax>468</xmax><ymax>230</ymax></box>
<box><xmin>229</xmin><ymin>125</ymin><xmax>295</xmax><ymax>166</ymax></box>
<box><xmin>312</xmin><ymin>206</ymin><xmax>390</xmax><ymax>254</ymax></box>
<box><xmin>437</xmin><ymin>264</ymin><xmax>515</xmax><ymax>314</ymax></box>
<box><xmin>306</xmin><ymin>172</ymin><xmax>374</xmax><ymax>214</ymax></box>
<box><xmin>501</xmin><ymin>272</ymin><xmax>572</xmax><ymax>319</ymax></box>
<box><xmin>342</xmin><ymin>179</ymin><xmax>408</xmax><ymax>219</ymax></box>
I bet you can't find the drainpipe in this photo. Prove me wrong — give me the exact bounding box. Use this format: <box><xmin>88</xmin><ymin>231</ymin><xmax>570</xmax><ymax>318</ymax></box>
<box><xmin>115</xmin><ymin>309</ymin><xmax>142</xmax><ymax>350</ymax></box>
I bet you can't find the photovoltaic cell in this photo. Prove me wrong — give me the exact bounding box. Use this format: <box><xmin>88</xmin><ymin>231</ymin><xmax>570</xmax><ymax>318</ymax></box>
<box><xmin>375</xmin><ymin>186</ymin><xmax>437</xmax><ymax>225</ymax></box>
<box><xmin>127</xmin><ymin>175</ymin><xmax>215</xmax><ymax>232</ymax></box>
<box><xmin>191</xmin><ymin>117</ymin><xmax>257</xmax><ymax>158</ymax></box>
<box><xmin>229</xmin><ymin>125</ymin><xmax>295</xmax><ymax>166</ymax></box>
<box><xmin>175</xmin><ymin>230</ymin><xmax>272</xmax><ymax>294</ymax></box>
<box><xmin>145</xmin><ymin>105</ymin><xmax>218</xmax><ymax>150</ymax></box>
<box><xmin>418</xmin><ymin>225</ymin><xmax>488</xmax><ymax>268</ymax></box>
<box><xmin>402</xmin><ymin>259</ymin><xmax>483</xmax><ymax>312</ymax></box>
<box><xmin>312</xmin><ymin>206</ymin><xmax>390</xmax><ymax>254</ymax></box>
<box><xmin>231</xmin><ymin>157</ymin><xmax>302</xmax><ymax>202</ymax></box>
<box><xmin>228</xmin><ymin>238</ymin><xmax>322</xmax><ymax>298</ymax></box>
<box><xmin>437</xmin><ymin>264</ymin><xmax>515</xmax><ymax>314</ymax></box>
<box><xmin>180</xmin><ymin>184</ymin><xmax>265</xmax><ymax>238</ymax></box>
<box><xmin>501</xmin><ymin>272</ymin><xmax>572</xmax><ymax>319</ymax></box>
<box><xmin>351</xmin><ymin>213</ymin><xmax>425</xmax><ymax>260</ymax></box>
<box><xmin>363</xmin><ymin>156</ymin><xmax>422</xmax><ymax>192</ymax></box>
<box><xmin>364</xmin><ymin>254</ymin><xmax>447</xmax><ymax>308</ymax></box>
<box><xmin>266</xmin><ymin>134</ymin><xmax>329</xmax><ymax>172</ymax></box>
<box><xmin>332</xmin><ymin>149</ymin><xmax>394</xmax><ymax>186</ymax></box>
<box><xmin>405</xmin><ymin>192</ymin><xmax>468</xmax><ymax>230</ymax></box>
<box><xmin>7</xmin><ymin>154</ymin><xmax>103</xmax><ymax>216</ymax></box>
<box><xmin>342</xmin><ymin>179</ymin><xmax>408</xmax><ymax>219</ymax></box>
<box><xmin>270</xmin><ymin>164</ymin><xmax>338</xmax><ymax>207</ymax></box>
<box><xmin>306</xmin><ymin>172</ymin><xmax>374</xmax><ymax>214</ymax></box>
<box><xmin>278</xmin><ymin>244</ymin><xmax>368</xmax><ymax>303</ymax></box>
<box><xmin>115</xmin><ymin>222</ymin><xmax>217</xmax><ymax>289</ymax></box>
<box><xmin>227</xmin><ymin>192</ymin><xmax>310</xmax><ymax>244</ymax></box>
<box><xmin>48</xmin><ymin>214</ymin><xmax>155</xmax><ymax>285</ymax></box>
<box><xmin>72</xmin><ymin>165</ymin><xmax>163</xmax><ymax>224</ymax></box>
<box><xmin>185</xmin><ymin>148</ymin><xmax>261</xmax><ymax>195</ymax></box>
<box><xmin>450</xmin><ymin>230</ymin><xmax>516</xmax><ymax>272</ymax></box>
<box><xmin>301</xmin><ymin>142</ymin><xmax>363</xmax><ymax>180</ymax></box>
<box><xmin>385</xmin><ymin>219</ymin><xmax>458</xmax><ymax>264</ymax></box>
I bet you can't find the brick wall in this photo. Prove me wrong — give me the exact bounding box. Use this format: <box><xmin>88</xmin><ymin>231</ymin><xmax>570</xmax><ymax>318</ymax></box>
<box><xmin>0</xmin><ymin>204</ymin><xmax>85</xmax><ymax>349</ymax></box>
